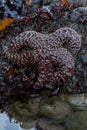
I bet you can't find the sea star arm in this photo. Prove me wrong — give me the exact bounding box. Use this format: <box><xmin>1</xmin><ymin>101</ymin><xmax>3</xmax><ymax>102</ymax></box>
<box><xmin>3</xmin><ymin>31</ymin><xmax>41</xmax><ymax>66</ymax></box>
<box><xmin>49</xmin><ymin>27</ymin><xmax>81</xmax><ymax>55</ymax></box>
<box><xmin>51</xmin><ymin>48</ymin><xmax>75</xmax><ymax>82</ymax></box>
<box><xmin>33</xmin><ymin>59</ymin><xmax>53</xmax><ymax>89</ymax></box>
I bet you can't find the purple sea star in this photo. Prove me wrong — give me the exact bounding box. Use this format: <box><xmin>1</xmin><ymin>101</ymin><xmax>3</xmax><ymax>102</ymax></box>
<box><xmin>3</xmin><ymin>27</ymin><xmax>81</xmax><ymax>89</ymax></box>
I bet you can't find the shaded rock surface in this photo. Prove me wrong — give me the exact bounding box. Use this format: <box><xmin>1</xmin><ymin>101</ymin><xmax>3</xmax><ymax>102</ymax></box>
<box><xmin>6</xmin><ymin>97</ymin><xmax>41</xmax><ymax>121</ymax></box>
<box><xmin>40</xmin><ymin>97</ymin><xmax>71</xmax><ymax>122</ymax></box>
<box><xmin>65</xmin><ymin>111</ymin><xmax>87</xmax><ymax>130</ymax></box>
<box><xmin>66</xmin><ymin>94</ymin><xmax>87</xmax><ymax>110</ymax></box>
<box><xmin>1</xmin><ymin>94</ymin><xmax>87</xmax><ymax>129</ymax></box>
<box><xmin>37</xmin><ymin>119</ymin><xmax>65</xmax><ymax>130</ymax></box>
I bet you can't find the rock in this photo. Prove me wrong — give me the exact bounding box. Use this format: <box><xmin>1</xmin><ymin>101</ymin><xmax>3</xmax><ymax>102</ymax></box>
<box><xmin>27</xmin><ymin>97</ymin><xmax>41</xmax><ymax>116</ymax></box>
<box><xmin>40</xmin><ymin>97</ymin><xmax>71</xmax><ymax>122</ymax></box>
<box><xmin>68</xmin><ymin>0</ymin><xmax>87</xmax><ymax>6</ymax></box>
<box><xmin>81</xmin><ymin>54</ymin><xmax>87</xmax><ymax>65</ymax></box>
<box><xmin>7</xmin><ymin>97</ymin><xmax>41</xmax><ymax>121</ymax></box>
<box><xmin>37</xmin><ymin>118</ymin><xmax>65</xmax><ymax>130</ymax></box>
<box><xmin>0</xmin><ymin>0</ymin><xmax>24</xmax><ymax>19</ymax></box>
<box><xmin>65</xmin><ymin>111</ymin><xmax>87</xmax><ymax>130</ymax></box>
<box><xmin>31</xmin><ymin>0</ymin><xmax>40</xmax><ymax>4</ymax></box>
<box><xmin>43</xmin><ymin>0</ymin><xmax>56</xmax><ymax>5</ymax></box>
<box><xmin>69</xmin><ymin>7</ymin><xmax>87</xmax><ymax>22</ymax></box>
<box><xmin>66</xmin><ymin>94</ymin><xmax>87</xmax><ymax>111</ymax></box>
<box><xmin>25</xmin><ymin>0</ymin><xmax>33</xmax><ymax>7</ymax></box>
<box><xmin>20</xmin><ymin>120</ymin><xmax>37</xmax><ymax>129</ymax></box>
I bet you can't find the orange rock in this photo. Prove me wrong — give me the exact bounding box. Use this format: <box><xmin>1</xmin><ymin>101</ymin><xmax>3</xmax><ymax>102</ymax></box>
<box><xmin>0</xmin><ymin>18</ymin><xmax>14</xmax><ymax>32</ymax></box>
<box><xmin>61</xmin><ymin>0</ymin><xmax>69</xmax><ymax>6</ymax></box>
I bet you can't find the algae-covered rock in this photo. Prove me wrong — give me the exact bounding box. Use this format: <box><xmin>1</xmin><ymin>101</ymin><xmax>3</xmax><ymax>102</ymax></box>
<box><xmin>37</xmin><ymin>118</ymin><xmax>65</xmax><ymax>130</ymax></box>
<box><xmin>7</xmin><ymin>97</ymin><xmax>40</xmax><ymax>121</ymax></box>
<box><xmin>40</xmin><ymin>97</ymin><xmax>71</xmax><ymax>122</ymax></box>
<box><xmin>65</xmin><ymin>111</ymin><xmax>87</xmax><ymax>130</ymax></box>
<box><xmin>20</xmin><ymin>120</ymin><xmax>37</xmax><ymax>129</ymax></box>
<box><xmin>66</xmin><ymin>94</ymin><xmax>87</xmax><ymax>110</ymax></box>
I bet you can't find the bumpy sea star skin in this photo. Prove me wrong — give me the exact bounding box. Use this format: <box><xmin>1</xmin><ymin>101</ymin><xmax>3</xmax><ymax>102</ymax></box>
<box><xmin>49</xmin><ymin>27</ymin><xmax>81</xmax><ymax>55</ymax></box>
<box><xmin>3</xmin><ymin>27</ymin><xmax>81</xmax><ymax>89</ymax></box>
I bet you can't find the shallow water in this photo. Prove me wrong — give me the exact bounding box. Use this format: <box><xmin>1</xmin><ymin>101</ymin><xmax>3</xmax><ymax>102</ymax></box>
<box><xmin>0</xmin><ymin>113</ymin><xmax>36</xmax><ymax>130</ymax></box>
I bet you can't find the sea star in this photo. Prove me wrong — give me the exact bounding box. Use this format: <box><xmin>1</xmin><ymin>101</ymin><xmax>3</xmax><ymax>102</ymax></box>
<box><xmin>3</xmin><ymin>27</ymin><xmax>81</xmax><ymax>89</ymax></box>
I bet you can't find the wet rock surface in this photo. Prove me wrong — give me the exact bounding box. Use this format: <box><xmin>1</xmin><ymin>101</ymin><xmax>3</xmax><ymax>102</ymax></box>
<box><xmin>66</xmin><ymin>94</ymin><xmax>87</xmax><ymax>110</ymax></box>
<box><xmin>65</xmin><ymin>111</ymin><xmax>87</xmax><ymax>130</ymax></box>
<box><xmin>40</xmin><ymin>97</ymin><xmax>71</xmax><ymax>122</ymax></box>
<box><xmin>1</xmin><ymin>94</ymin><xmax>87</xmax><ymax>130</ymax></box>
<box><xmin>0</xmin><ymin>0</ymin><xmax>24</xmax><ymax>19</ymax></box>
<box><xmin>20</xmin><ymin>120</ymin><xmax>37</xmax><ymax>129</ymax></box>
<box><xmin>6</xmin><ymin>97</ymin><xmax>41</xmax><ymax>120</ymax></box>
<box><xmin>37</xmin><ymin>119</ymin><xmax>66</xmax><ymax>130</ymax></box>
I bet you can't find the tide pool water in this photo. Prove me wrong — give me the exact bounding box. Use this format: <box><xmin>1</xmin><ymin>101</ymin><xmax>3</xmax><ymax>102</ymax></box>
<box><xmin>0</xmin><ymin>113</ymin><xmax>36</xmax><ymax>130</ymax></box>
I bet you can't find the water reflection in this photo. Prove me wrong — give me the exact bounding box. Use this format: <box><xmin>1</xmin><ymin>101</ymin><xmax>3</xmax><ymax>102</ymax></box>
<box><xmin>0</xmin><ymin>113</ymin><xmax>22</xmax><ymax>130</ymax></box>
<box><xmin>0</xmin><ymin>102</ymin><xmax>37</xmax><ymax>130</ymax></box>
<box><xmin>0</xmin><ymin>112</ymin><xmax>36</xmax><ymax>130</ymax></box>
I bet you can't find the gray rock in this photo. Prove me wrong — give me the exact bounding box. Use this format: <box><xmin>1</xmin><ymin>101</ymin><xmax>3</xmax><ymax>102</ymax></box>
<box><xmin>81</xmin><ymin>54</ymin><xmax>87</xmax><ymax>65</ymax></box>
<box><xmin>68</xmin><ymin>0</ymin><xmax>87</xmax><ymax>6</ymax></box>
<box><xmin>70</xmin><ymin>7</ymin><xmax>87</xmax><ymax>22</ymax></box>
<box><xmin>66</xmin><ymin>94</ymin><xmax>87</xmax><ymax>111</ymax></box>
